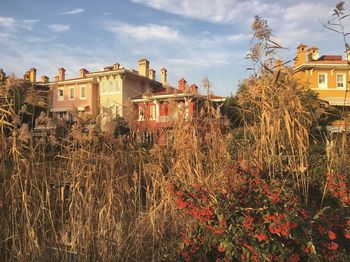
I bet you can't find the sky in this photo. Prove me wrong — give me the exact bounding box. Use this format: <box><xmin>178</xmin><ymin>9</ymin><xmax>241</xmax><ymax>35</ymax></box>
<box><xmin>0</xmin><ymin>0</ymin><xmax>349</xmax><ymax>96</ymax></box>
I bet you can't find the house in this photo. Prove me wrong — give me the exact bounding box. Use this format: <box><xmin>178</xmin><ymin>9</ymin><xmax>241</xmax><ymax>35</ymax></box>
<box><xmin>293</xmin><ymin>44</ymin><xmax>349</xmax><ymax>106</ymax></box>
<box><xmin>49</xmin><ymin>59</ymin><xmax>164</xmax><ymax>126</ymax></box>
<box><xmin>50</xmin><ymin>68</ymin><xmax>99</xmax><ymax>121</ymax></box>
<box><xmin>86</xmin><ymin>59</ymin><xmax>164</xmax><ymax>121</ymax></box>
<box><xmin>293</xmin><ymin>44</ymin><xmax>350</xmax><ymax>145</ymax></box>
<box><xmin>131</xmin><ymin>78</ymin><xmax>226</xmax><ymax>145</ymax></box>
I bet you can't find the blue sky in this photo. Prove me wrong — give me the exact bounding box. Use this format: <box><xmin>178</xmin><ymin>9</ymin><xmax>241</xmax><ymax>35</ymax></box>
<box><xmin>0</xmin><ymin>0</ymin><xmax>349</xmax><ymax>96</ymax></box>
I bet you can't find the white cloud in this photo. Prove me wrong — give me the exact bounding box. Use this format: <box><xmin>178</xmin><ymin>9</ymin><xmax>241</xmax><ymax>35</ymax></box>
<box><xmin>104</xmin><ymin>22</ymin><xmax>179</xmax><ymax>41</ymax></box>
<box><xmin>168</xmin><ymin>57</ymin><xmax>231</xmax><ymax>67</ymax></box>
<box><xmin>130</xmin><ymin>0</ymin><xmax>276</xmax><ymax>24</ymax></box>
<box><xmin>0</xmin><ymin>16</ymin><xmax>39</xmax><ymax>31</ymax></box>
<box><xmin>212</xmin><ymin>34</ymin><xmax>251</xmax><ymax>44</ymax></box>
<box><xmin>48</xmin><ymin>24</ymin><xmax>70</xmax><ymax>32</ymax></box>
<box><xmin>0</xmin><ymin>16</ymin><xmax>15</xmax><ymax>28</ymax></box>
<box><xmin>60</xmin><ymin>8</ymin><xmax>85</xmax><ymax>15</ymax></box>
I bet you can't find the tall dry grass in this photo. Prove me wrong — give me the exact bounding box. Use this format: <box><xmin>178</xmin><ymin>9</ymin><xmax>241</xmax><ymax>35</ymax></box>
<box><xmin>0</xmin><ymin>75</ymin><xmax>230</xmax><ymax>261</ymax></box>
<box><xmin>236</xmin><ymin>69</ymin><xmax>312</xmax><ymax>202</ymax></box>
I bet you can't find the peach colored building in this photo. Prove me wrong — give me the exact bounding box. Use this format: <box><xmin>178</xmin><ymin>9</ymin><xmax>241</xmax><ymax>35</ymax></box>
<box><xmin>50</xmin><ymin>68</ymin><xmax>99</xmax><ymax>120</ymax></box>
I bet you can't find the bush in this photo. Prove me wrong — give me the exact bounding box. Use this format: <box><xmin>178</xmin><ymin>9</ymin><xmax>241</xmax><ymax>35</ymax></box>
<box><xmin>172</xmin><ymin>163</ymin><xmax>350</xmax><ymax>261</ymax></box>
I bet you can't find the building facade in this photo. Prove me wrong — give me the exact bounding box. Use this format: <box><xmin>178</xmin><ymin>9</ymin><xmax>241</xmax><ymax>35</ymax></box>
<box><xmin>131</xmin><ymin>78</ymin><xmax>225</xmax><ymax>145</ymax></box>
<box><xmin>86</xmin><ymin>59</ymin><xmax>163</xmax><ymax>121</ymax></box>
<box><xmin>50</xmin><ymin>68</ymin><xmax>99</xmax><ymax>121</ymax></box>
<box><xmin>293</xmin><ymin>44</ymin><xmax>349</xmax><ymax>106</ymax></box>
<box><xmin>49</xmin><ymin>59</ymin><xmax>164</xmax><ymax>124</ymax></box>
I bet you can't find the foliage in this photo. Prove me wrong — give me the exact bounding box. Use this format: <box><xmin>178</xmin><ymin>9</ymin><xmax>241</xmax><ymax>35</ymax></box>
<box><xmin>1</xmin><ymin>5</ymin><xmax>350</xmax><ymax>261</ymax></box>
<box><xmin>221</xmin><ymin>95</ymin><xmax>242</xmax><ymax>129</ymax></box>
<box><xmin>173</xmin><ymin>164</ymin><xmax>350</xmax><ymax>261</ymax></box>
<box><xmin>114</xmin><ymin>115</ymin><xmax>130</xmax><ymax>137</ymax></box>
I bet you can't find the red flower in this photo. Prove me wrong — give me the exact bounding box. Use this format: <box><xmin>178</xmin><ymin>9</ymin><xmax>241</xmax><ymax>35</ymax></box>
<box><xmin>214</xmin><ymin>228</ymin><xmax>225</xmax><ymax>234</ymax></box>
<box><xmin>175</xmin><ymin>198</ymin><xmax>188</xmax><ymax>209</ymax></box>
<box><xmin>303</xmin><ymin>247</ymin><xmax>310</xmax><ymax>253</ymax></box>
<box><xmin>328</xmin><ymin>230</ymin><xmax>336</xmax><ymax>240</ymax></box>
<box><xmin>344</xmin><ymin>229</ymin><xmax>350</xmax><ymax>239</ymax></box>
<box><xmin>243</xmin><ymin>242</ymin><xmax>254</xmax><ymax>252</ymax></box>
<box><xmin>217</xmin><ymin>246</ymin><xmax>225</xmax><ymax>252</ymax></box>
<box><xmin>286</xmin><ymin>253</ymin><xmax>300</xmax><ymax>262</ymax></box>
<box><xmin>255</xmin><ymin>233</ymin><xmax>268</xmax><ymax>242</ymax></box>
<box><xmin>318</xmin><ymin>226</ymin><xmax>326</xmax><ymax>235</ymax></box>
<box><xmin>326</xmin><ymin>242</ymin><xmax>338</xmax><ymax>250</ymax></box>
<box><xmin>243</xmin><ymin>216</ymin><xmax>254</xmax><ymax>230</ymax></box>
<box><xmin>300</xmin><ymin>209</ymin><xmax>309</xmax><ymax>219</ymax></box>
<box><xmin>269</xmin><ymin>225</ymin><xmax>281</xmax><ymax>235</ymax></box>
<box><xmin>269</xmin><ymin>192</ymin><xmax>280</xmax><ymax>204</ymax></box>
<box><xmin>183</xmin><ymin>238</ymin><xmax>190</xmax><ymax>244</ymax></box>
<box><xmin>253</xmin><ymin>178</ymin><xmax>261</xmax><ymax>185</ymax></box>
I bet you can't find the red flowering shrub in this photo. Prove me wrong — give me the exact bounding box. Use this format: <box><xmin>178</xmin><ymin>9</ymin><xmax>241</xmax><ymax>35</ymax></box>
<box><xmin>171</xmin><ymin>163</ymin><xmax>350</xmax><ymax>261</ymax></box>
<box><xmin>326</xmin><ymin>172</ymin><xmax>350</xmax><ymax>206</ymax></box>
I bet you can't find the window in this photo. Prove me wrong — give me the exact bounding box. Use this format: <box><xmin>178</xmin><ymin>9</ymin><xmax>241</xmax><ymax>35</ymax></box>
<box><xmin>139</xmin><ymin>107</ymin><xmax>144</xmax><ymax>120</ymax></box>
<box><xmin>101</xmin><ymin>81</ymin><xmax>107</xmax><ymax>94</ymax></box>
<box><xmin>109</xmin><ymin>81</ymin><xmax>113</xmax><ymax>93</ymax></box>
<box><xmin>150</xmin><ymin>106</ymin><xmax>156</xmax><ymax>120</ymax></box>
<box><xmin>58</xmin><ymin>88</ymin><xmax>64</xmax><ymax>101</ymax></box>
<box><xmin>80</xmin><ymin>85</ymin><xmax>86</xmax><ymax>99</ymax></box>
<box><xmin>114</xmin><ymin>80</ymin><xmax>120</xmax><ymax>92</ymax></box>
<box><xmin>318</xmin><ymin>73</ymin><xmax>327</xmax><ymax>88</ymax></box>
<box><xmin>59</xmin><ymin>112</ymin><xmax>64</xmax><ymax>119</ymax></box>
<box><xmin>142</xmin><ymin>132</ymin><xmax>154</xmax><ymax>144</ymax></box>
<box><xmin>69</xmin><ymin>87</ymin><xmax>75</xmax><ymax>100</ymax></box>
<box><xmin>336</xmin><ymin>73</ymin><xmax>346</xmax><ymax>88</ymax></box>
<box><xmin>101</xmin><ymin>80</ymin><xmax>120</xmax><ymax>94</ymax></box>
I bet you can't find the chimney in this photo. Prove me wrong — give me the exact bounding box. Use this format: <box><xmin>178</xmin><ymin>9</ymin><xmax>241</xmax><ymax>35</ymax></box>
<box><xmin>189</xmin><ymin>84</ymin><xmax>198</xmax><ymax>93</ymax></box>
<box><xmin>345</xmin><ymin>48</ymin><xmax>350</xmax><ymax>62</ymax></box>
<box><xmin>307</xmin><ymin>46</ymin><xmax>319</xmax><ymax>62</ymax></box>
<box><xmin>80</xmin><ymin>68</ymin><xmax>89</xmax><ymax>78</ymax></box>
<box><xmin>178</xmin><ymin>78</ymin><xmax>187</xmax><ymax>91</ymax></box>
<box><xmin>149</xmin><ymin>69</ymin><xmax>156</xmax><ymax>81</ymax></box>
<box><xmin>41</xmin><ymin>75</ymin><xmax>49</xmax><ymax>83</ymax></box>
<box><xmin>160</xmin><ymin>67</ymin><xmax>167</xmax><ymax>85</ymax></box>
<box><xmin>29</xmin><ymin>68</ymin><xmax>37</xmax><ymax>83</ymax></box>
<box><xmin>58</xmin><ymin>67</ymin><xmax>66</xmax><ymax>81</ymax></box>
<box><xmin>294</xmin><ymin>44</ymin><xmax>307</xmax><ymax>67</ymax></box>
<box><xmin>138</xmin><ymin>58</ymin><xmax>149</xmax><ymax>77</ymax></box>
<box><xmin>23</xmin><ymin>71</ymin><xmax>30</xmax><ymax>81</ymax></box>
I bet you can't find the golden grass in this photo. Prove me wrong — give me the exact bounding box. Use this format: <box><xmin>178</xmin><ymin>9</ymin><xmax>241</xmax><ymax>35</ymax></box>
<box><xmin>0</xmin><ymin>76</ymin><xmax>230</xmax><ymax>260</ymax></box>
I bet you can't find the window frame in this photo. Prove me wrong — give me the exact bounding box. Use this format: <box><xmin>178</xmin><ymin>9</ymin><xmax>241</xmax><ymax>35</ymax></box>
<box><xmin>150</xmin><ymin>105</ymin><xmax>156</xmax><ymax>120</ymax></box>
<box><xmin>336</xmin><ymin>73</ymin><xmax>346</xmax><ymax>89</ymax></box>
<box><xmin>139</xmin><ymin>107</ymin><xmax>144</xmax><ymax>121</ymax></box>
<box><xmin>80</xmin><ymin>85</ymin><xmax>87</xmax><ymax>99</ymax></box>
<box><xmin>318</xmin><ymin>73</ymin><xmax>327</xmax><ymax>89</ymax></box>
<box><xmin>69</xmin><ymin>87</ymin><xmax>75</xmax><ymax>100</ymax></box>
<box><xmin>58</xmin><ymin>88</ymin><xmax>64</xmax><ymax>101</ymax></box>
<box><xmin>100</xmin><ymin>79</ymin><xmax>121</xmax><ymax>95</ymax></box>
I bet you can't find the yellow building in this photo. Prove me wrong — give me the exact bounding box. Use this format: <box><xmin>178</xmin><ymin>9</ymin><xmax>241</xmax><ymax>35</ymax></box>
<box><xmin>86</xmin><ymin>59</ymin><xmax>163</xmax><ymax>121</ymax></box>
<box><xmin>293</xmin><ymin>44</ymin><xmax>349</xmax><ymax>106</ymax></box>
